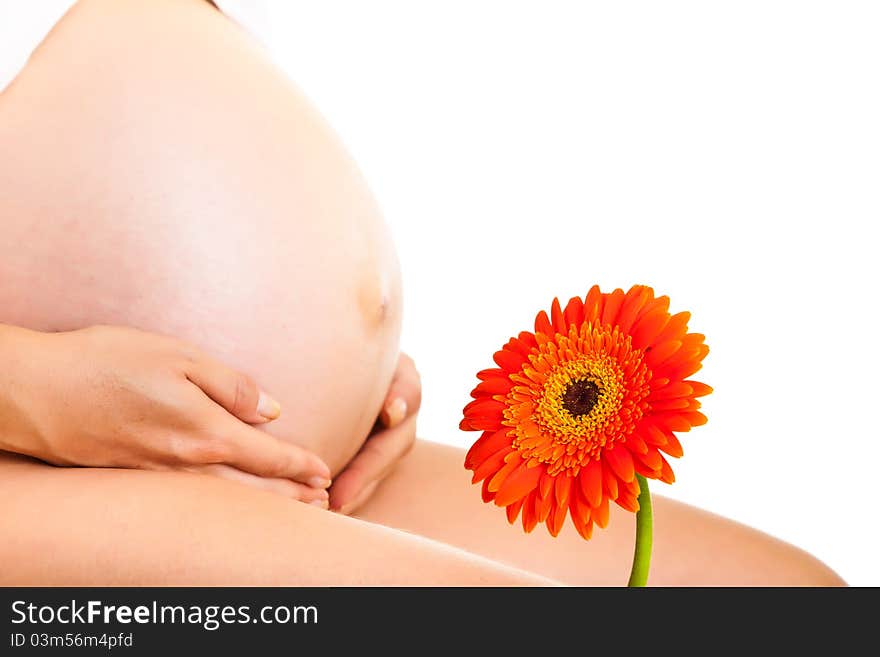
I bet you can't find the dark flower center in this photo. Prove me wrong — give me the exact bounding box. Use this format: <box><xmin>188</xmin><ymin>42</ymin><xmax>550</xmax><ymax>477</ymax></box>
<box><xmin>561</xmin><ymin>379</ymin><xmax>600</xmax><ymax>417</ymax></box>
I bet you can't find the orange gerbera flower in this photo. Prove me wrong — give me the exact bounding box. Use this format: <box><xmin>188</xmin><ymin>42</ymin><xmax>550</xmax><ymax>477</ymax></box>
<box><xmin>461</xmin><ymin>285</ymin><xmax>711</xmax><ymax>540</ymax></box>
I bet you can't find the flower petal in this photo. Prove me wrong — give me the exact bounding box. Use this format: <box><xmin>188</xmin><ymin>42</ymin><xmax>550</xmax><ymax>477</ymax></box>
<box><xmin>654</xmin><ymin>311</ymin><xmax>691</xmax><ymax>343</ymax></box>
<box><xmin>642</xmin><ymin>423</ymin><xmax>669</xmax><ymax>447</ymax></box>
<box><xmin>617</xmin><ymin>286</ymin><xmax>653</xmax><ymax>334</ymax></box>
<box><xmin>493</xmin><ymin>348</ymin><xmax>527</xmax><ymax>373</ymax></box>
<box><xmin>583</xmin><ymin>285</ymin><xmax>603</xmax><ymax>322</ymax></box>
<box><xmin>550</xmin><ymin>297</ymin><xmax>565</xmax><ymax>335</ymax></box>
<box><xmin>546</xmin><ymin>497</ymin><xmax>569</xmax><ymax>537</ymax></box>
<box><xmin>517</xmin><ymin>331</ymin><xmax>539</xmax><ymax>351</ymax></box>
<box><xmin>662</xmin><ymin>344</ymin><xmax>705</xmax><ymax>372</ymax></box>
<box><xmin>471</xmin><ymin>377</ymin><xmax>514</xmax><ymax>397</ymax></box>
<box><xmin>630</xmin><ymin>308</ymin><xmax>670</xmax><ymax>350</ymax></box>
<box><xmin>534</xmin><ymin>310</ymin><xmax>553</xmax><ymax>337</ymax></box>
<box><xmin>563</xmin><ymin>296</ymin><xmax>585</xmax><ymax>329</ymax></box>
<box><xmin>604</xmin><ymin>446</ymin><xmax>635</xmax><ymax>482</ymax></box>
<box><xmin>575</xmin><ymin>518</ymin><xmax>594</xmax><ymax>540</ymax></box>
<box><xmin>634</xmin><ymin>446</ymin><xmax>663</xmax><ymax>471</ymax></box>
<box><xmin>462</xmin><ymin>398</ymin><xmax>505</xmax><ymax>419</ymax></box>
<box><xmin>600</xmin><ymin>288</ymin><xmax>625</xmax><ymax>327</ymax></box>
<box><xmin>495</xmin><ymin>460</ymin><xmax>543</xmax><ymax>506</ymax></box>
<box><xmin>481</xmin><ymin>478</ymin><xmax>496</xmax><ymax>503</ymax></box>
<box><xmin>602</xmin><ymin>461</ymin><xmax>619</xmax><ymax>500</ymax></box>
<box><xmin>471</xmin><ymin>446</ymin><xmax>513</xmax><ymax>484</ymax></box>
<box><xmin>645</xmin><ymin>340</ymin><xmax>682</xmax><ymax>368</ymax></box>
<box><xmin>615</xmin><ymin>489</ymin><xmax>640</xmax><ymax>513</ymax></box>
<box><xmin>652</xmin><ymin>413</ymin><xmax>693</xmax><ymax>433</ymax></box>
<box><xmin>626</xmin><ymin>432</ymin><xmax>649</xmax><ymax>455</ymax></box>
<box><xmin>554</xmin><ymin>474</ymin><xmax>572</xmax><ymax>508</ymax></box>
<box><xmin>646</xmin><ymin>381</ymin><xmax>693</xmax><ymax>401</ymax></box>
<box><xmin>659</xmin><ymin>455</ymin><xmax>676</xmax><ymax>484</ymax></box>
<box><xmin>633</xmin><ymin>457</ymin><xmax>659</xmax><ymax>479</ymax></box>
<box><xmin>634</xmin><ymin>294</ymin><xmax>670</xmax><ymax>324</ymax></box>
<box><xmin>664</xmin><ymin>347</ymin><xmax>710</xmax><ymax>380</ymax></box>
<box><xmin>521</xmin><ymin>490</ymin><xmax>539</xmax><ymax>533</ymax></box>
<box><xmin>536</xmin><ymin>488</ymin><xmax>554</xmax><ymax>522</ymax></box>
<box><xmin>594</xmin><ymin>496</ymin><xmax>610</xmax><ymax>528</ymax></box>
<box><xmin>681</xmin><ymin>411</ymin><xmax>708</xmax><ymax>426</ymax></box>
<box><xmin>505</xmin><ymin>497</ymin><xmax>525</xmax><ymax>524</ymax></box>
<box><xmin>649</xmin><ymin>398</ymin><xmax>693</xmax><ymax>412</ymax></box>
<box><xmin>578</xmin><ymin>459</ymin><xmax>603</xmax><ymax>508</ymax></box>
<box><xmin>539</xmin><ymin>471</ymin><xmax>554</xmax><ymax>500</ymax></box>
<box><xmin>658</xmin><ymin>431</ymin><xmax>684</xmax><ymax>458</ymax></box>
<box><xmin>464</xmin><ymin>428</ymin><xmax>512</xmax><ymax>469</ymax></box>
<box><xmin>685</xmin><ymin>380</ymin><xmax>714</xmax><ymax>397</ymax></box>
<box><xmin>569</xmin><ymin>491</ymin><xmax>594</xmax><ymax>540</ymax></box>
<box><xmin>460</xmin><ymin>416</ymin><xmax>504</xmax><ymax>431</ymax></box>
<box><xmin>487</xmin><ymin>452</ymin><xmax>523</xmax><ymax>493</ymax></box>
<box><xmin>477</xmin><ymin>367</ymin><xmax>506</xmax><ymax>381</ymax></box>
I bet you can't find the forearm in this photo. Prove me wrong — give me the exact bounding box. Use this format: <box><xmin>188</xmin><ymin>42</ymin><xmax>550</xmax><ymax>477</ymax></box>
<box><xmin>0</xmin><ymin>453</ymin><xmax>558</xmax><ymax>586</ymax></box>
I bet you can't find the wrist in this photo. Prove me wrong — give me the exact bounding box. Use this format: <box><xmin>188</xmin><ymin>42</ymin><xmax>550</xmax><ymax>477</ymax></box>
<box><xmin>0</xmin><ymin>324</ymin><xmax>53</xmax><ymax>458</ymax></box>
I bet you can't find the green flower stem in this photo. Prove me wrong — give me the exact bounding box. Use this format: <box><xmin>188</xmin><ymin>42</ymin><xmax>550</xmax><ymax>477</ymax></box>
<box><xmin>627</xmin><ymin>474</ymin><xmax>653</xmax><ymax>587</ymax></box>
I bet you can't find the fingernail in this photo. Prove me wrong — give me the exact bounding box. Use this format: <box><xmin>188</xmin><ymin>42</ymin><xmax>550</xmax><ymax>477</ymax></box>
<box><xmin>383</xmin><ymin>397</ymin><xmax>407</xmax><ymax>427</ymax></box>
<box><xmin>310</xmin><ymin>498</ymin><xmax>329</xmax><ymax>509</ymax></box>
<box><xmin>257</xmin><ymin>391</ymin><xmax>281</xmax><ymax>420</ymax></box>
<box><xmin>332</xmin><ymin>501</ymin><xmax>351</xmax><ymax>515</ymax></box>
<box><xmin>308</xmin><ymin>476</ymin><xmax>331</xmax><ymax>489</ymax></box>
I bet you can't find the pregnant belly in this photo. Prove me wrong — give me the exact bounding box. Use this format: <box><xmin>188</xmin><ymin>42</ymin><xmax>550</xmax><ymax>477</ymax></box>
<box><xmin>0</xmin><ymin>0</ymin><xmax>402</xmax><ymax>474</ymax></box>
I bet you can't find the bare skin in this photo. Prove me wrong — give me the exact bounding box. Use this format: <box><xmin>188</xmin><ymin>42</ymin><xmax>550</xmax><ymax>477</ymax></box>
<box><xmin>0</xmin><ymin>323</ymin><xmax>332</xmax><ymax>504</ymax></box>
<box><xmin>0</xmin><ymin>0</ymin><xmax>845</xmax><ymax>586</ymax></box>
<box><xmin>0</xmin><ymin>442</ymin><xmax>843</xmax><ymax>586</ymax></box>
<box><xmin>355</xmin><ymin>441</ymin><xmax>844</xmax><ymax>586</ymax></box>
<box><xmin>0</xmin><ymin>450</ymin><xmax>555</xmax><ymax>586</ymax></box>
<box><xmin>0</xmin><ymin>0</ymin><xmax>403</xmax><ymax>477</ymax></box>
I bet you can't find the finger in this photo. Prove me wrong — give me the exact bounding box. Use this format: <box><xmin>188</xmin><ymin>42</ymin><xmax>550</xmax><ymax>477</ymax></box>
<box><xmin>379</xmin><ymin>353</ymin><xmax>422</xmax><ymax>428</ymax></box>
<box><xmin>185</xmin><ymin>357</ymin><xmax>281</xmax><ymax>424</ymax></box>
<box><xmin>185</xmin><ymin>464</ymin><xmax>330</xmax><ymax>507</ymax></box>
<box><xmin>330</xmin><ymin>414</ymin><xmax>416</xmax><ymax>513</ymax></box>
<box><xmin>334</xmin><ymin>479</ymin><xmax>380</xmax><ymax>517</ymax></box>
<box><xmin>198</xmin><ymin>410</ymin><xmax>332</xmax><ymax>487</ymax></box>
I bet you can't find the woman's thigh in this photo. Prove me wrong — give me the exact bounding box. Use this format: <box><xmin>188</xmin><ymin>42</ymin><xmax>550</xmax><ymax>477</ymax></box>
<box><xmin>0</xmin><ymin>0</ymin><xmax>401</xmax><ymax>474</ymax></box>
<box><xmin>0</xmin><ymin>454</ymin><xmax>555</xmax><ymax>586</ymax></box>
<box><xmin>354</xmin><ymin>440</ymin><xmax>846</xmax><ymax>586</ymax></box>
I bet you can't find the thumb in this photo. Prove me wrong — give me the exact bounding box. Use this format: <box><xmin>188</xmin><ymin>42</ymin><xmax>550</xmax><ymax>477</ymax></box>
<box><xmin>379</xmin><ymin>353</ymin><xmax>421</xmax><ymax>428</ymax></box>
<box><xmin>185</xmin><ymin>357</ymin><xmax>281</xmax><ymax>424</ymax></box>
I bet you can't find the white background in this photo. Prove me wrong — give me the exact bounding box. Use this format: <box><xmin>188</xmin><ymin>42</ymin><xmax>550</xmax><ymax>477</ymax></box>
<box><xmin>266</xmin><ymin>1</ymin><xmax>880</xmax><ymax>585</ymax></box>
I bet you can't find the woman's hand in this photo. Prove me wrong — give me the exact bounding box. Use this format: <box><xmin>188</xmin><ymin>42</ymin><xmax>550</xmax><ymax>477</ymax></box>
<box><xmin>0</xmin><ymin>324</ymin><xmax>331</xmax><ymax>504</ymax></box>
<box><xmin>329</xmin><ymin>352</ymin><xmax>421</xmax><ymax>515</ymax></box>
